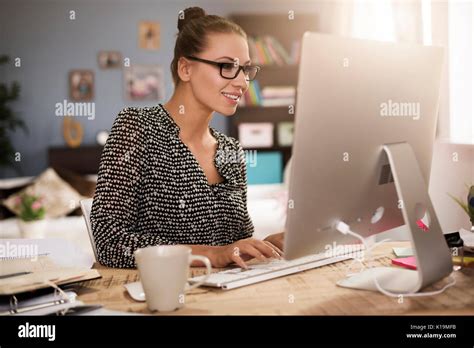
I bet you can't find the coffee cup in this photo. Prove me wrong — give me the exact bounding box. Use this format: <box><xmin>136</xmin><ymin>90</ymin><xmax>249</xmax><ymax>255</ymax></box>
<box><xmin>134</xmin><ymin>245</ymin><xmax>211</xmax><ymax>312</ymax></box>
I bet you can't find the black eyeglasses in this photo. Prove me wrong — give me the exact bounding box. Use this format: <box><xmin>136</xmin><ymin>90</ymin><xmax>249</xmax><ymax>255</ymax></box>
<box><xmin>185</xmin><ymin>56</ymin><xmax>260</xmax><ymax>81</ymax></box>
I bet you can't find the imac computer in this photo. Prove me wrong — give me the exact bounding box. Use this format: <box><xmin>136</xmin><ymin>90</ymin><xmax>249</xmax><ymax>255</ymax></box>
<box><xmin>284</xmin><ymin>32</ymin><xmax>453</xmax><ymax>294</ymax></box>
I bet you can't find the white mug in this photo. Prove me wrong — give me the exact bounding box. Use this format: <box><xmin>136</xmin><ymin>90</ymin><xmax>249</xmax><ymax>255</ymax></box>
<box><xmin>134</xmin><ymin>245</ymin><xmax>212</xmax><ymax>312</ymax></box>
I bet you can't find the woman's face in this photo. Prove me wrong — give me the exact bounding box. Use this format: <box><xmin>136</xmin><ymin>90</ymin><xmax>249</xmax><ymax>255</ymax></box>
<box><xmin>184</xmin><ymin>32</ymin><xmax>251</xmax><ymax>116</ymax></box>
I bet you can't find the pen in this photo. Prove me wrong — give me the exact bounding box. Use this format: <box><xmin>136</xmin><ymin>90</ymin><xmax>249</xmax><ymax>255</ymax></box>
<box><xmin>0</xmin><ymin>272</ymin><xmax>32</xmax><ymax>279</ymax></box>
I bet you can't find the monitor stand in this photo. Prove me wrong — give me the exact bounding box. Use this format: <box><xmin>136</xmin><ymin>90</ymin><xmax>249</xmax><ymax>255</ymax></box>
<box><xmin>337</xmin><ymin>142</ymin><xmax>453</xmax><ymax>294</ymax></box>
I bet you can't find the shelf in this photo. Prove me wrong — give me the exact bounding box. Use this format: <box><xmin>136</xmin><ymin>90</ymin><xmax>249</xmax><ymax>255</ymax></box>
<box><xmin>256</xmin><ymin>65</ymin><xmax>300</xmax><ymax>87</ymax></box>
<box><xmin>238</xmin><ymin>105</ymin><xmax>295</xmax><ymax>110</ymax></box>
<box><xmin>48</xmin><ymin>146</ymin><xmax>103</xmax><ymax>175</ymax></box>
<box><xmin>257</xmin><ymin>64</ymin><xmax>299</xmax><ymax>70</ymax></box>
<box><xmin>242</xmin><ymin>146</ymin><xmax>292</xmax><ymax>151</ymax></box>
<box><xmin>230</xmin><ymin>13</ymin><xmax>318</xmax><ymax>52</ymax></box>
<box><xmin>228</xmin><ymin>13</ymin><xmax>317</xmax><ymax>171</ymax></box>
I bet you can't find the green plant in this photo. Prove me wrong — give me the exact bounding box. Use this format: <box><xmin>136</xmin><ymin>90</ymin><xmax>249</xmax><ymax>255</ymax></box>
<box><xmin>448</xmin><ymin>184</ymin><xmax>474</xmax><ymax>225</ymax></box>
<box><xmin>0</xmin><ymin>54</ymin><xmax>27</xmax><ymax>170</ymax></box>
<box><xmin>15</xmin><ymin>193</ymin><xmax>46</xmax><ymax>221</ymax></box>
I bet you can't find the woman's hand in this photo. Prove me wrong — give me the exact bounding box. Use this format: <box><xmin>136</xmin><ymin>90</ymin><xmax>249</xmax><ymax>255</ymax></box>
<box><xmin>263</xmin><ymin>232</ymin><xmax>285</xmax><ymax>251</ymax></box>
<box><xmin>209</xmin><ymin>238</ymin><xmax>283</xmax><ymax>269</ymax></box>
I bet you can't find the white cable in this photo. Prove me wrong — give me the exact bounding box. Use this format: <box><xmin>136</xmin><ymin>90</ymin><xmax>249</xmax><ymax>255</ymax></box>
<box><xmin>346</xmin><ymin>238</ymin><xmax>392</xmax><ymax>276</ymax></box>
<box><xmin>335</xmin><ymin>221</ymin><xmax>456</xmax><ymax>298</ymax></box>
<box><xmin>43</xmin><ymin>280</ymin><xmax>71</xmax><ymax>316</ymax></box>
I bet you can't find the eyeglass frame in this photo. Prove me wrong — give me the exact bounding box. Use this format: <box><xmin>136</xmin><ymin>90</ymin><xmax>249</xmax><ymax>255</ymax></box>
<box><xmin>184</xmin><ymin>55</ymin><xmax>260</xmax><ymax>81</ymax></box>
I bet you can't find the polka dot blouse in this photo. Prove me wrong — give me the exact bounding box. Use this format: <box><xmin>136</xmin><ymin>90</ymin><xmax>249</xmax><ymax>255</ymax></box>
<box><xmin>90</xmin><ymin>104</ymin><xmax>254</xmax><ymax>268</ymax></box>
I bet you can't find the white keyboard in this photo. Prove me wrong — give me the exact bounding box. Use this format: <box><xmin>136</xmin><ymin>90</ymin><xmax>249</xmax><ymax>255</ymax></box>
<box><xmin>189</xmin><ymin>251</ymin><xmax>355</xmax><ymax>290</ymax></box>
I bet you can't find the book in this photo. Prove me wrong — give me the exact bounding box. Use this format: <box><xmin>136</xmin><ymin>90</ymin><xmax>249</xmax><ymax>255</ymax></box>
<box><xmin>261</xmin><ymin>86</ymin><xmax>296</xmax><ymax>98</ymax></box>
<box><xmin>263</xmin><ymin>36</ymin><xmax>285</xmax><ymax>66</ymax></box>
<box><xmin>268</xmin><ymin>36</ymin><xmax>291</xmax><ymax>65</ymax></box>
<box><xmin>259</xmin><ymin>37</ymin><xmax>274</xmax><ymax>65</ymax></box>
<box><xmin>247</xmin><ymin>36</ymin><xmax>258</xmax><ymax>63</ymax></box>
<box><xmin>248</xmin><ymin>36</ymin><xmax>293</xmax><ymax>66</ymax></box>
<box><xmin>254</xmin><ymin>37</ymin><xmax>269</xmax><ymax>64</ymax></box>
<box><xmin>252</xmin><ymin>79</ymin><xmax>263</xmax><ymax>103</ymax></box>
<box><xmin>261</xmin><ymin>98</ymin><xmax>295</xmax><ymax>107</ymax></box>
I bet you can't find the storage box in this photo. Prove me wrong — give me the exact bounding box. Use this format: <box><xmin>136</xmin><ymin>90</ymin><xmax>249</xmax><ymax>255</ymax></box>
<box><xmin>238</xmin><ymin>123</ymin><xmax>274</xmax><ymax>148</ymax></box>
<box><xmin>246</xmin><ymin>151</ymin><xmax>282</xmax><ymax>184</ymax></box>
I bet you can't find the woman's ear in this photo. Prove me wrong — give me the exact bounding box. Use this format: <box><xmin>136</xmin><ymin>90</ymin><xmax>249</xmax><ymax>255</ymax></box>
<box><xmin>177</xmin><ymin>57</ymin><xmax>192</xmax><ymax>82</ymax></box>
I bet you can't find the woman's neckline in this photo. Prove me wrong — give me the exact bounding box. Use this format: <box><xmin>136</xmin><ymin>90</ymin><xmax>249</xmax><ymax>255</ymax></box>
<box><xmin>158</xmin><ymin>103</ymin><xmax>227</xmax><ymax>187</ymax></box>
<box><xmin>159</xmin><ymin>103</ymin><xmax>219</xmax><ymax>140</ymax></box>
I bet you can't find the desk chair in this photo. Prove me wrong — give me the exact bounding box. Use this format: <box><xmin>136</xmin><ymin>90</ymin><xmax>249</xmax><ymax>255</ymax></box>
<box><xmin>80</xmin><ymin>198</ymin><xmax>98</xmax><ymax>262</ymax></box>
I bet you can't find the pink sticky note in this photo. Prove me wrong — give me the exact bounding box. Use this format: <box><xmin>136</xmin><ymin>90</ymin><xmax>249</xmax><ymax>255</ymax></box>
<box><xmin>392</xmin><ymin>256</ymin><xmax>417</xmax><ymax>270</ymax></box>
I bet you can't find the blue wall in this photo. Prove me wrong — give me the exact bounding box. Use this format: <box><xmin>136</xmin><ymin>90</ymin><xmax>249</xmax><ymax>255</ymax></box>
<box><xmin>0</xmin><ymin>0</ymin><xmax>322</xmax><ymax>178</ymax></box>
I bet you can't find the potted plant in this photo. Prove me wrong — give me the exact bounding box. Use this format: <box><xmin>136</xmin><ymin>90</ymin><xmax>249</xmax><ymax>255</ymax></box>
<box><xmin>15</xmin><ymin>193</ymin><xmax>47</xmax><ymax>238</ymax></box>
<box><xmin>0</xmin><ymin>54</ymin><xmax>27</xmax><ymax>174</ymax></box>
<box><xmin>449</xmin><ymin>185</ymin><xmax>474</xmax><ymax>232</ymax></box>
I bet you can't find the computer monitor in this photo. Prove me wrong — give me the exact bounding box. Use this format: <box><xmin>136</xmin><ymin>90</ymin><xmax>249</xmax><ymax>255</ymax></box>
<box><xmin>284</xmin><ymin>32</ymin><xmax>453</xmax><ymax>293</ymax></box>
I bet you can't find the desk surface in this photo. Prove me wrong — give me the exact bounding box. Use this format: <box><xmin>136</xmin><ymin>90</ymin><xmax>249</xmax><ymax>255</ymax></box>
<box><xmin>77</xmin><ymin>242</ymin><xmax>474</xmax><ymax>315</ymax></box>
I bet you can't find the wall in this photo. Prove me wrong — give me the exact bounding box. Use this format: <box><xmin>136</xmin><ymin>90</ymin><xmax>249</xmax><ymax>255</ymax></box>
<box><xmin>1</xmin><ymin>0</ymin><xmax>327</xmax><ymax>178</ymax></box>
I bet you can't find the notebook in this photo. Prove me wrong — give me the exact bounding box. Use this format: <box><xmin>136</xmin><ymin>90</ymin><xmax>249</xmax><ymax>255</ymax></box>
<box><xmin>0</xmin><ymin>255</ymin><xmax>101</xmax><ymax>296</ymax></box>
<box><xmin>392</xmin><ymin>247</ymin><xmax>413</xmax><ymax>257</ymax></box>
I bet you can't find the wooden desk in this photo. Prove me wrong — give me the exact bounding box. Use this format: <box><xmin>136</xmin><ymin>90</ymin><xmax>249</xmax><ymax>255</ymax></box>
<box><xmin>76</xmin><ymin>242</ymin><xmax>474</xmax><ymax>315</ymax></box>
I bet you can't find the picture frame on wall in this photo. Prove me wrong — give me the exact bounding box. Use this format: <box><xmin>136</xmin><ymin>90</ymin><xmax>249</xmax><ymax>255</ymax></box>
<box><xmin>138</xmin><ymin>21</ymin><xmax>160</xmax><ymax>50</ymax></box>
<box><xmin>124</xmin><ymin>64</ymin><xmax>165</xmax><ymax>101</ymax></box>
<box><xmin>98</xmin><ymin>51</ymin><xmax>122</xmax><ymax>69</ymax></box>
<box><xmin>277</xmin><ymin>121</ymin><xmax>294</xmax><ymax>146</ymax></box>
<box><xmin>69</xmin><ymin>70</ymin><xmax>94</xmax><ymax>101</ymax></box>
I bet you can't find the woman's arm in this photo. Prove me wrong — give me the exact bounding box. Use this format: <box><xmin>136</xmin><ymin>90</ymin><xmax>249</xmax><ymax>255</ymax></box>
<box><xmin>90</xmin><ymin>107</ymin><xmax>173</xmax><ymax>268</ymax></box>
<box><xmin>236</xmin><ymin>140</ymin><xmax>255</xmax><ymax>237</ymax></box>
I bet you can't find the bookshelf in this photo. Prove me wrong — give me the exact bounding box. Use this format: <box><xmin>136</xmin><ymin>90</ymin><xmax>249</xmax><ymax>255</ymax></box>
<box><xmin>228</xmin><ymin>13</ymin><xmax>318</xmax><ymax>178</ymax></box>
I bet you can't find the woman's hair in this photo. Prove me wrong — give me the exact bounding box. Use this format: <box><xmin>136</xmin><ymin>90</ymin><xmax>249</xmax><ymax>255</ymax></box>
<box><xmin>170</xmin><ymin>7</ymin><xmax>247</xmax><ymax>86</ymax></box>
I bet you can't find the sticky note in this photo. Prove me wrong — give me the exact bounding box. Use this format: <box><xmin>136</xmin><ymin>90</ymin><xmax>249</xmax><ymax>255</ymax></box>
<box><xmin>392</xmin><ymin>247</ymin><xmax>413</xmax><ymax>257</ymax></box>
<box><xmin>392</xmin><ymin>256</ymin><xmax>417</xmax><ymax>270</ymax></box>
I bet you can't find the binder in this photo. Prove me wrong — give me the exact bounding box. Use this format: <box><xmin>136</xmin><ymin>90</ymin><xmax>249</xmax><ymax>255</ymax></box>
<box><xmin>0</xmin><ymin>289</ymin><xmax>77</xmax><ymax>315</ymax></box>
<box><xmin>0</xmin><ymin>291</ymin><xmax>104</xmax><ymax>315</ymax></box>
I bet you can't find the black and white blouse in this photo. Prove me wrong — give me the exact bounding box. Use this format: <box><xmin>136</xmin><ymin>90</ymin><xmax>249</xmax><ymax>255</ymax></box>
<box><xmin>90</xmin><ymin>104</ymin><xmax>254</xmax><ymax>268</ymax></box>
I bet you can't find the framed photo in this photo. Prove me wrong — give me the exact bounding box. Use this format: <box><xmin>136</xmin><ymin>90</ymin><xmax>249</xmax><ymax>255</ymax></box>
<box><xmin>98</xmin><ymin>51</ymin><xmax>122</xmax><ymax>69</ymax></box>
<box><xmin>277</xmin><ymin>121</ymin><xmax>294</xmax><ymax>146</ymax></box>
<box><xmin>124</xmin><ymin>65</ymin><xmax>164</xmax><ymax>101</ymax></box>
<box><xmin>139</xmin><ymin>21</ymin><xmax>160</xmax><ymax>50</ymax></box>
<box><xmin>69</xmin><ymin>70</ymin><xmax>94</xmax><ymax>101</ymax></box>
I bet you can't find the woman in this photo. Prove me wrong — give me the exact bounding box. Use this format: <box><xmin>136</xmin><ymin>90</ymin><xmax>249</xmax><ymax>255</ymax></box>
<box><xmin>91</xmin><ymin>7</ymin><xmax>284</xmax><ymax>269</ymax></box>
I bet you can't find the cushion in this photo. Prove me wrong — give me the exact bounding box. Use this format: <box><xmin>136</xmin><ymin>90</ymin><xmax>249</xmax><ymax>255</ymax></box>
<box><xmin>52</xmin><ymin>166</ymin><xmax>96</xmax><ymax>216</ymax></box>
<box><xmin>52</xmin><ymin>166</ymin><xmax>96</xmax><ymax>197</ymax></box>
<box><xmin>2</xmin><ymin>168</ymin><xmax>88</xmax><ymax>218</ymax></box>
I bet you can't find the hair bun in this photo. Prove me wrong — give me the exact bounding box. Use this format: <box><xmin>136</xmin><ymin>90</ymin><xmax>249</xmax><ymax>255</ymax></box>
<box><xmin>178</xmin><ymin>7</ymin><xmax>206</xmax><ymax>32</ymax></box>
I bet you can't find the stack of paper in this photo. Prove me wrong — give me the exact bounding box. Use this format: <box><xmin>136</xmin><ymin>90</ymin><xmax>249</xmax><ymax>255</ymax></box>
<box><xmin>0</xmin><ymin>238</ymin><xmax>101</xmax><ymax>315</ymax></box>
